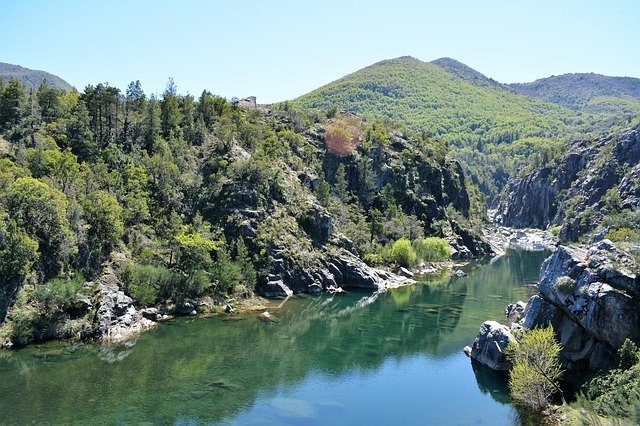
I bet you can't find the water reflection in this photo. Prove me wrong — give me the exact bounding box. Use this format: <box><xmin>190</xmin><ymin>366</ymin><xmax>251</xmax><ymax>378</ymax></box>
<box><xmin>0</xmin><ymin>249</ymin><xmax>549</xmax><ymax>424</ymax></box>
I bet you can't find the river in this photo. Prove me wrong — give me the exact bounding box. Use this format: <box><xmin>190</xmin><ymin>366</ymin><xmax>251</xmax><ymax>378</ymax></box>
<box><xmin>0</xmin><ymin>249</ymin><xmax>548</xmax><ymax>425</ymax></box>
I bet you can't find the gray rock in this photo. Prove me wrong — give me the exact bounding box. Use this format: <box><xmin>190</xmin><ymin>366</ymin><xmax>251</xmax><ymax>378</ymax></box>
<box><xmin>454</xmin><ymin>269</ymin><xmax>466</xmax><ymax>277</ymax></box>
<box><xmin>505</xmin><ymin>300</ymin><xmax>527</xmax><ymax>324</ymax></box>
<box><xmin>397</xmin><ymin>267</ymin><xmax>414</xmax><ymax>278</ymax></box>
<box><xmin>260</xmin><ymin>279</ymin><xmax>293</xmax><ymax>298</ymax></box>
<box><xmin>140</xmin><ymin>308</ymin><xmax>159</xmax><ymax>321</ymax></box>
<box><xmin>469</xmin><ymin>321</ymin><xmax>515</xmax><ymax>371</ymax></box>
<box><xmin>523</xmin><ymin>241</ymin><xmax>640</xmax><ymax>372</ymax></box>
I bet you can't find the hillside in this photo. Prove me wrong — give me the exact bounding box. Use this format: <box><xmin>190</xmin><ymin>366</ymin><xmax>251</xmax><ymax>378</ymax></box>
<box><xmin>290</xmin><ymin>57</ymin><xmax>639</xmax><ymax>200</ymax></box>
<box><xmin>509</xmin><ymin>73</ymin><xmax>640</xmax><ymax>116</ymax></box>
<box><xmin>496</xmin><ymin>122</ymin><xmax>640</xmax><ymax>243</ymax></box>
<box><xmin>0</xmin><ymin>62</ymin><xmax>74</xmax><ymax>91</ymax></box>
<box><xmin>0</xmin><ymin>77</ymin><xmax>490</xmax><ymax>347</ymax></box>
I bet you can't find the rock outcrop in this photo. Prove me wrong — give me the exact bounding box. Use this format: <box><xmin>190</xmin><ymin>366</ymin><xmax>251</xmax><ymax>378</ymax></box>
<box><xmin>91</xmin><ymin>267</ymin><xmax>156</xmax><ymax>343</ymax></box>
<box><xmin>496</xmin><ymin>124</ymin><xmax>640</xmax><ymax>241</ymax></box>
<box><xmin>469</xmin><ymin>240</ymin><xmax>639</xmax><ymax>373</ymax></box>
<box><xmin>521</xmin><ymin>240</ymin><xmax>639</xmax><ymax>371</ymax></box>
<box><xmin>468</xmin><ymin>321</ymin><xmax>515</xmax><ymax>371</ymax></box>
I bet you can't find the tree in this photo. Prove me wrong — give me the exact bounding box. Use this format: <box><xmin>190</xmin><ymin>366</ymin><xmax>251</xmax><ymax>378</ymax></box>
<box><xmin>160</xmin><ymin>78</ymin><xmax>181</xmax><ymax>139</ymax></box>
<box><xmin>391</xmin><ymin>238</ymin><xmax>417</xmax><ymax>268</ymax></box>
<box><xmin>507</xmin><ymin>327</ymin><xmax>564</xmax><ymax>412</ymax></box>
<box><xmin>0</xmin><ymin>80</ymin><xmax>25</xmax><ymax>132</ymax></box>
<box><xmin>7</xmin><ymin>177</ymin><xmax>76</xmax><ymax>280</ymax></box>
<box><xmin>82</xmin><ymin>190</ymin><xmax>124</xmax><ymax>252</ymax></box>
<box><xmin>0</xmin><ymin>213</ymin><xmax>39</xmax><ymax>323</ymax></box>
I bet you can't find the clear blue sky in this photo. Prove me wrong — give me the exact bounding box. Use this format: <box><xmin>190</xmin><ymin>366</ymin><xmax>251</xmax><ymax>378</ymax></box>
<box><xmin>2</xmin><ymin>0</ymin><xmax>638</xmax><ymax>103</ymax></box>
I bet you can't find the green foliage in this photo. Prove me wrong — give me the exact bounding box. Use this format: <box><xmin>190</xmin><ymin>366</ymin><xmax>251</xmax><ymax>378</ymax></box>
<box><xmin>0</xmin><ymin>214</ymin><xmax>39</xmax><ymax>322</ymax></box>
<box><xmin>9</xmin><ymin>275</ymin><xmax>85</xmax><ymax>345</ymax></box>
<box><xmin>507</xmin><ymin>327</ymin><xmax>563</xmax><ymax>412</ymax></box>
<box><xmin>83</xmin><ymin>190</ymin><xmax>124</xmax><ymax>249</ymax></box>
<box><xmin>7</xmin><ymin>176</ymin><xmax>76</xmax><ymax>278</ymax></box>
<box><xmin>120</xmin><ymin>263</ymin><xmax>174</xmax><ymax>307</ymax></box>
<box><xmin>606</xmin><ymin>227</ymin><xmax>640</xmax><ymax>243</ymax></box>
<box><xmin>390</xmin><ymin>238</ymin><xmax>417</xmax><ymax>268</ymax></box>
<box><xmin>618</xmin><ymin>339</ymin><xmax>640</xmax><ymax>371</ymax></box>
<box><xmin>548</xmin><ymin>226</ymin><xmax>561</xmax><ymax>236</ymax></box>
<box><xmin>292</xmin><ymin>57</ymin><xmax>636</xmax><ymax>200</ymax></box>
<box><xmin>554</xmin><ymin>276</ymin><xmax>576</xmax><ymax>295</ymax></box>
<box><xmin>413</xmin><ymin>237</ymin><xmax>452</xmax><ymax>262</ymax></box>
<box><xmin>576</xmin><ymin>339</ymin><xmax>640</xmax><ymax>423</ymax></box>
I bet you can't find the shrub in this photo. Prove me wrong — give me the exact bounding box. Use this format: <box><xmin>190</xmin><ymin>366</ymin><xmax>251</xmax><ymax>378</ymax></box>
<box><xmin>554</xmin><ymin>276</ymin><xmax>576</xmax><ymax>295</ymax></box>
<box><xmin>391</xmin><ymin>238</ymin><xmax>417</xmax><ymax>268</ymax></box>
<box><xmin>507</xmin><ymin>327</ymin><xmax>563</xmax><ymax>412</ymax></box>
<box><xmin>413</xmin><ymin>237</ymin><xmax>452</xmax><ymax>262</ymax></box>
<box><xmin>618</xmin><ymin>338</ymin><xmax>640</xmax><ymax>371</ymax></box>
<box><xmin>606</xmin><ymin>227</ymin><xmax>640</xmax><ymax>242</ymax></box>
<box><xmin>121</xmin><ymin>263</ymin><xmax>175</xmax><ymax>306</ymax></box>
<box><xmin>548</xmin><ymin>226</ymin><xmax>561</xmax><ymax>237</ymax></box>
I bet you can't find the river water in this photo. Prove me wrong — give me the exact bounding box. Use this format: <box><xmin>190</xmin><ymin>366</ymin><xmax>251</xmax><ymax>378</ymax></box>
<box><xmin>0</xmin><ymin>249</ymin><xmax>548</xmax><ymax>425</ymax></box>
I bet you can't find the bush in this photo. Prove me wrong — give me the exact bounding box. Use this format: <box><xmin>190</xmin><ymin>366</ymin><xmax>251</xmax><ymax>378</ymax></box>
<box><xmin>413</xmin><ymin>237</ymin><xmax>452</xmax><ymax>262</ymax></box>
<box><xmin>391</xmin><ymin>238</ymin><xmax>417</xmax><ymax>268</ymax></box>
<box><xmin>554</xmin><ymin>276</ymin><xmax>576</xmax><ymax>295</ymax></box>
<box><xmin>507</xmin><ymin>327</ymin><xmax>563</xmax><ymax>412</ymax></box>
<box><xmin>606</xmin><ymin>227</ymin><xmax>640</xmax><ymax>242</ymax></box>
<box><xmin>121</xmin><ymin>263</ymin><xmax>175</xmax><ymax>306</ymax></box>
<box><xmin>548</xmin><ymin>226</ymin><xmax>561</xmax><ymax>237</ymax></box>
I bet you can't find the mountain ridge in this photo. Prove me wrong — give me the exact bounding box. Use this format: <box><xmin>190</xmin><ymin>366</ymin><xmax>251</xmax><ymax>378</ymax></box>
<box><xmin>0</xmin><ymin>62</ymin><xmax>74</xmax><ymax>91</ymax></box>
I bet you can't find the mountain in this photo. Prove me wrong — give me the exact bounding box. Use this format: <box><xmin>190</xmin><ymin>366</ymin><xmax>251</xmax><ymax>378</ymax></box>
<box><xmin>0</xmin><ymin>62</ymin><xmax>74</xmax><ymax>91</ymax></box>
<box><xmin>509</xmin><ymin>73</ymin><xmax>640</xmax><ymax>115</ymax></box>
<box><xmin>291</xmin><ymin>56</ymin><xmax>626</xmax><ymax>200</ymax></box>
<box><xmin>291</xmin><ymin>56</ymin><xmax>582</xmax><ymax>143</ymax></box>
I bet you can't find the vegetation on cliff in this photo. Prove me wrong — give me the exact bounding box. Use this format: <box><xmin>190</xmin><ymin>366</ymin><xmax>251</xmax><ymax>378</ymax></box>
<box><xmin>0</xmin><ymin>77</ymin><xmax>480</xmax><ymax>347</ymax></box>
<box><xmin>291</xmin><ymin>57</ymin><xmax>640</xmax><ymax>201</ymax></box>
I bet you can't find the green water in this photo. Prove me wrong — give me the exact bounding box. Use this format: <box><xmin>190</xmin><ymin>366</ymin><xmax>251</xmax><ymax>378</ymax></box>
<box><xmin>0</xmin><ymin>249</ymin><xmax>548</xmax><ymax>425</ymax></box>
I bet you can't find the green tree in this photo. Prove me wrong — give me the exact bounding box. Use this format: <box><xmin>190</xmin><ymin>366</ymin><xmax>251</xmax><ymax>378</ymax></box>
<box><xmin>0</xmin><ymin>80</ymin><xmax>25</xmax><ymax>132</ymax></box>
<box><xmin>507</xmin><ymin>327</ymin><xmax>564</xmax><ymax>412</ymax></box>
<box><xmin>0</xmin><ymin>214</ymin><xmax>39</xmax><ymax>322</ymax></box>
<box><xmin>7</xmin><ymin>177</ymin><xmax>76</xmax><ymax>279</ymax></box>
<box><xmin>82</xmin><ymin>190</ymin><xmax>124</xmax><ymax>252</ymax></box>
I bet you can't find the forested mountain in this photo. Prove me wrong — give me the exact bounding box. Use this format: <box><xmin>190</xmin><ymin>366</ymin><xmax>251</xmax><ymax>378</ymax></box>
<box><xmin>0</xmin><ymin>62</ymin><xmax>73</xmax><ymax>91</ymax></box>
<box><xmin>0</xmin><ymin>77</ymin><xmax>488</xmax><ymax>347</ymax></box>
<box><xmin>291</xmin><ymin>57</ymin><xmax>639</xmax><ymax>201</ymax></box>
<box><xmin>509</xmin><ymin>73</ymin><xmax>640</xmax><ymax>115</ymax></box>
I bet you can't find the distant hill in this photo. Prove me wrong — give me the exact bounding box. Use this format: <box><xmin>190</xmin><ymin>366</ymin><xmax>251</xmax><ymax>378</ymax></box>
<box><xmin>292</xmin><ymin>56</ymin><xmax>583</xmax><ymax>143</ymax></box>
<box><xmin>509</xmin><ymin>73</ymin><xmax>640</xmax><ymax>115</ymax></box>
<box><xmin>290</xmin><ymin>56</ymin><xmax>640</xmax><ymax>200</ymax></box>
<box><xmin>0</xmin><ymin>62</ymin><xmax>74</xmax><ymax>91</ymax></box>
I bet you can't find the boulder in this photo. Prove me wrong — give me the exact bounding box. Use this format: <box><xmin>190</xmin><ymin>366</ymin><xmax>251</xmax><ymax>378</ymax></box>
<box><xmin>505</xmin><ymin>300</ymin><xmax>527</xmax><ymax>324</ymax></box>
<box><xmin>469</xmin><ymin>321</ymin><xmax>515</xmax><ymax>371</ymax></box>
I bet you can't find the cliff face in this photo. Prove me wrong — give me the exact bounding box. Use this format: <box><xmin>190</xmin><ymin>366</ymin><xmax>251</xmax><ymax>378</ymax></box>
<box><xmin>496</xmin><ymin>124</ymin><xmax>640</xmax><ymax>240</ymax></box>
<box><xmin>523</xmin><ymin>240</ymin><xmax>640</xmax><ymax>371</ymax></box>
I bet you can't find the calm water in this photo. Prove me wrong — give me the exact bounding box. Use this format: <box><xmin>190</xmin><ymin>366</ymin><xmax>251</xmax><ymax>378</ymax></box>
<box><xmin>0</xmin><ymin>249</ymin><xmax>548</xmax><ymax>425</ymax></box>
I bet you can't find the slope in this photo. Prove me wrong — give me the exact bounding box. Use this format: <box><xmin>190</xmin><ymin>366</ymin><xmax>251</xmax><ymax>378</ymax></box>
<box><xmin>509</xmin><ymin>73</ymin><xmax>640</xmax><ymax>116</ymax></box>
<box><xmin>291</xmin><ymin>56</ymin><xmax>629</xmax><ymax>200</ymax></box>
<box><xmin>0</xmin><ymin>62</ymin><xmax>74</xmax><ymax>91</ymax></box>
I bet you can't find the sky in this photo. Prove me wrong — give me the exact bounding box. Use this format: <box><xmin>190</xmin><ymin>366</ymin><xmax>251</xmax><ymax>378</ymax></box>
<box><xmin>2</xmin><ymin>0</ymin><xmax>639</xmax><ymax>103</ymax></box>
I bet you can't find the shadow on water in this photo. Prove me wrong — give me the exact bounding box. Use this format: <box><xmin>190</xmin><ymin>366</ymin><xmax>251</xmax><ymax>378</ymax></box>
<box><xmin>0</xmin><ymin>249</ymin><xmax>550</xmax><ymax>424</ymax></box>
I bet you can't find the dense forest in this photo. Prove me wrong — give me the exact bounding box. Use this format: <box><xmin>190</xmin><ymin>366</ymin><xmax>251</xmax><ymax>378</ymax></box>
<box><xmin>292</xmin><ymin>56</ymin><xmax>640</xmax><ymax>201</ymax></box>
<box><xmin>0</xmin><ymin>77</ymin><xmax>485</xmax><ymax>346</ymax></box>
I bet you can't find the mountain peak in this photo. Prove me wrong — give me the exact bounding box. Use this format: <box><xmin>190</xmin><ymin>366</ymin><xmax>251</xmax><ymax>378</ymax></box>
<box><xmin>430</xmin><ymin>57</ymin><xmax>500</xmax><ymax>88</ymax></box>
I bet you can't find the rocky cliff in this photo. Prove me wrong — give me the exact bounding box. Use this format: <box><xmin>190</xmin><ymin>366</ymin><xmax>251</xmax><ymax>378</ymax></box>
<box><xmin>469</xmin><ymin>240</ymin><xmax>640</xmax><ymax>373</ymax></box>
<box><xmin>496</xmin><ymin>123</ymin><xmax>640</xmax><ymax>241</ymax></box>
